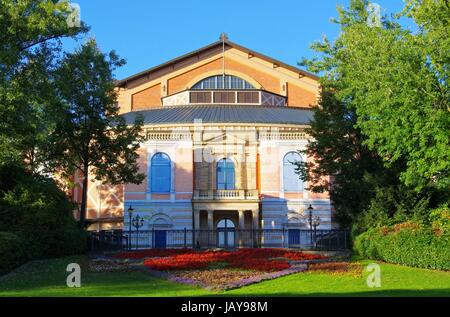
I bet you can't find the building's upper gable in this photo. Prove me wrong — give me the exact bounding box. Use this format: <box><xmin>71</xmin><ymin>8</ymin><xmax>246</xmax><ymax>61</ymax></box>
<box><xmin>116</xmin><ymin>36</ymin><xmax>320</xmax><ymax>114</ymax></box>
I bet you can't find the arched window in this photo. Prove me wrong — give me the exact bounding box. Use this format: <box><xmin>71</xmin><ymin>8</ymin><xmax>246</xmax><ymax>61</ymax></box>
<box><xmin>150</xmin><ymin>152</ymin><xmax>171</xmax><ymax>193</ymax></box>
<box><xmin>283</xmin><ymin>152</ymin><xmax>303</xmax><ymax>192</ymax></box>
<box><xmin>217</xmin><ymin>219</ymin><xmax>235</xmax><ymax>229</ymax></box>
<box><xmin>192</xmin><ymin>75</ymin><xmax>255</xmax><ymax>90</ymax></box>
<box><xmin>216</xmin><ymin>158</ymin><xmax>235</xmax><ymax>190</ymax></box>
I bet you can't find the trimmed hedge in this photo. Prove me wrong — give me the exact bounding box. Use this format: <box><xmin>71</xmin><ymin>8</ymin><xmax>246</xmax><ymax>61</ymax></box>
<box><xmin>0</xmin><ymin>230</ymin><xmax>87</xmax><ymax>276</ymax></box>
<box><xmin>0</xmin><ymin>232</ymin><xmax>28</xmax><ymax>275</ymax></box>
<box><xmin>15</xmin><ymin>227</ymin><xmax>88</xmax><ymax>260</ymax></box>
<box><xmin>354</xmin><ymin>222</ymin><xmax>450</xmax><ymax>270</ymax></box>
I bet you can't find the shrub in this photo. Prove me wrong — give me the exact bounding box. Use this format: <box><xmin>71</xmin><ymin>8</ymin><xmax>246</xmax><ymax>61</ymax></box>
<box><xmin>354</xmin><ymin>222</ymin><xmax>450</xmax><ymax>270</ymax></box>
<box><xmin>0</xmin><ymin>166</ymin><xmax>87</xmax><ymax>274</ymax></box>
<box><xmin>352</xmin><ymin>185</ymin><xmax>431</xmax><ymax>235</ymax></box>
<box><xmin>429</xmin><ymin>205</ymin><xmax>450</xmax><ymax>235</ymax></box>
<box><xmin>0</xmin><ymin>232</ymin><xmax>27</xmax><ymax>275</ymax></box>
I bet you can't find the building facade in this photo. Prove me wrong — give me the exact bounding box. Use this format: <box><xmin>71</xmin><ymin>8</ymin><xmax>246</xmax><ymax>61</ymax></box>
<box><xmin>72</xmin><ymin>36</ymin><xmax>334</xmax><ymax>247</ymax></box>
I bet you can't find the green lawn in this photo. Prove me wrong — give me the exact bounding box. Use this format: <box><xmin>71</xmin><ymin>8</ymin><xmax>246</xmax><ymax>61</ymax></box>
<box><xmin>0</xmin><ymin>256</ymin><xmax>449</xmax><ymax>297</ymax></box>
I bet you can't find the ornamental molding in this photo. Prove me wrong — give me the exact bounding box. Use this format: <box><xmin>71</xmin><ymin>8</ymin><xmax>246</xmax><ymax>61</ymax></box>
<box><xmin>144</xmin><ymin>128</ymin><xmax>310</xmax><ymax>141</ymax></box>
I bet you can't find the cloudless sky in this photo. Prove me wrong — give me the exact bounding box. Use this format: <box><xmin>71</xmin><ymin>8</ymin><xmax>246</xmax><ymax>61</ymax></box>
<box><xmin>64</xmin><ymin>0</ymin><xmax>410</xmax><ymax>80</ymax></box>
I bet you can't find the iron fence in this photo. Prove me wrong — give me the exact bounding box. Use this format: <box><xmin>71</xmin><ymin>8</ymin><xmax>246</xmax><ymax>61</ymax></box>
<box><xmin>88</xmin><ymin>229</ymin><xmax>350</xmax><ymax>252</ymax></box>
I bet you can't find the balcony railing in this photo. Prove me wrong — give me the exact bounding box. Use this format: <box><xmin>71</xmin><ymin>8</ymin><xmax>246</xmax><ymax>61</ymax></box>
<box><xmin>162</xmin><ymin>89</ymin><xmax>286</xmax><ymax>107</ymax></box>
<box><xmin>193</xmin><ymin>189</ymin><xmax>259</xmax><ymax>200</ymax></box>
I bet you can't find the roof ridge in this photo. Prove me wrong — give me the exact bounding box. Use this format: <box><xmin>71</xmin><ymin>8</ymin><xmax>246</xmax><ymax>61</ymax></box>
<box><xmin>116</xmin><ymin>38</ymin><xmax>318</xmax><ymax>87</ymax></box>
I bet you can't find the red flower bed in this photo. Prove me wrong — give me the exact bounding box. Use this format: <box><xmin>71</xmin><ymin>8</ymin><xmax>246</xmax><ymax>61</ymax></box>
<box><xmin>144</xmin><ymin>251</ymin><xmax>228</xmax><ymax>270</ymax></box>
<box><xmin>138</xmin><ymin>249</ymin><xmax>326</xmax><ymax>272</ymax></box>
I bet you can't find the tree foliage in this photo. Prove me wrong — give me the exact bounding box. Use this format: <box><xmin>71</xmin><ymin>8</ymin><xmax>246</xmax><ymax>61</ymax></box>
<box><xmin>301</xmin><ymin>0</ymin><xmax>449</xmax><ymax>191</ymax></box>
<box><xmin>0</xmin><ymin>0</ymin><xmax>87</xmax><ymax>169</ymax></box>
<box><xmin>45</xmin><ymin>39</ymin><xmax>145</xmax><ymax>227</ymax></box>
<box><xmin>297</xmin><ymin>0</ymin><xmax>449</xmax><ymax>231</ymax></box>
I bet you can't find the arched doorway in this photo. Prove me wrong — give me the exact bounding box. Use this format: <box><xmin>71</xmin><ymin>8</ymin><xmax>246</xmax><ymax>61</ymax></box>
<box><xmin>152</xmin><ymin>218</ymin><xmax>168</xmax><ymax>249</ymax></box>
<box><xmin>217</xmin><ymin>218</ymin><xmax>235</xmax><ymax>248</ymax></box>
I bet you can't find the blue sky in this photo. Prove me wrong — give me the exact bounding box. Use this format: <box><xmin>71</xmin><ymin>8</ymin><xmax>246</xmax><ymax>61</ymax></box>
<box><xmin>65</xmin><ymin>0</ymin><xmax>409</xmax><ymax>80</ymax></box>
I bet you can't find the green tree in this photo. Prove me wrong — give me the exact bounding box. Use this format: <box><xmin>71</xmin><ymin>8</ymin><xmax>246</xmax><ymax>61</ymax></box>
<box><xmin>303</xmin><ymin>0</ymin><xmax>449</xmax><ymax>191</ymax></box>
<box><xmin>0</xmin><ymin>0</ymin><xmax>87</xmax><ymax>169</ymax></box>
<box><xmin>297</xmin><ymin>0</ymin><xmax>449</xmax><ymax>231</ymax></box>
<box><xmin>295</xmin><ymin>89</ymin><xmax>389</xmax><ymax>227</ymax></box>
<box><xmin>46</xmin><ymin>39</ymin><xmax>145</xmax><ymax>228</ymax></box>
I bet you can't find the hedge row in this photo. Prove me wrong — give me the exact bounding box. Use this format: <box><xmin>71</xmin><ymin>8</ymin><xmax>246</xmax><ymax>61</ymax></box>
<box><xmin>0</xmin><ymin>232</ymin><xmax>28</xmax><ymax>275</ymax></box>
<box><xmin>0</xmin><ymin>230</ymin><xmax>87</xmax><ymax>275</ymax></box>
<box><xmin>354</xmin><ymin>223</ymin><xmax>450</xmax><ymax>270</ymax></box>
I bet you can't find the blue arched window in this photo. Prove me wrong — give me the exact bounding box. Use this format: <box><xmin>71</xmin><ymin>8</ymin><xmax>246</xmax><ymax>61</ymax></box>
<box><xmin>216</xmin><ymin>158</ymin><xmax>235</xmax><ymax>190</ymax></box>
<box><xmin>150</xmin><ymin>152</ymin><xmax>171</xmax><ymax>193</ymax></box>
<box><xmin>192</xmin><ymin>75</ymin><xmax>255</xmax><ymax>90</ymax></box>
<box><xmin>283</xmin><ymin>152</ymin><xmax>303</xmax><ymax>192</ymax></box>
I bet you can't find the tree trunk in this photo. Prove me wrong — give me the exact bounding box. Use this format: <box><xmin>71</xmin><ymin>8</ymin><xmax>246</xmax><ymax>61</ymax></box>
<box><xmin>79</xmin><ymin>167</ymin><xmax>89</xmax><ymax>229</ymax></box>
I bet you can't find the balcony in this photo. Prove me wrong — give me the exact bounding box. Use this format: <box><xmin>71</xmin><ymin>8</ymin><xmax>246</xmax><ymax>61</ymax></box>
<box><xmin>162</xmin><ymin>89</ymin><xmax>286</xmax><ymax>107</ymax></box>
<box><xmin>193</xmin><ymin>189</ymin><xmax>259</xmax><ymax>201</ymax></box>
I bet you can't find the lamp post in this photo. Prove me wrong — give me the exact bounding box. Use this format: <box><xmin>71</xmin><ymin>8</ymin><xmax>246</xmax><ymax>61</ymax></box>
<box><xmin>132</xmin><ymin>215</ymin><xmax>144</xmax><ymax>250</ymax></box>
<box><xmin>307</xmin><ymin>204</ymin><xmax>314</xmax><ymax>247</ymax></box>
<box><xmin>312</xmin><ymin>215</ymin><xmax>321</xmax><ymax>248</ymax></box>
<box><xmin>127</xmin><ymin>205</ymin><xmax>133</xmax><ymax>250</ymax></box>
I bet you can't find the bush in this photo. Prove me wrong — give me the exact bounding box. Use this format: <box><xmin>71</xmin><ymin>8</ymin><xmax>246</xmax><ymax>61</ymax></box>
<box><xmin>352</xmin><ymin>184</ymin><xmax>431</xmax><ymax>235</ymax></box>
<box><xmin>0</xmin><ymin>232</ymin><xmax>28</xmax><ymax>275</ymax></box>
<box><xmin>0</xmin><ymin>166</ymin><xmax>87</xmax><ymax>274</ymax></box>
<box><xmin>429</xmin><ymin>205</ymin><xmax>450</xmax><ymax>235</ymax></box>
<box><xmin>354</xmin><ymin>222</ymin><xmax>450</xmax><ymax>270</ymax></box>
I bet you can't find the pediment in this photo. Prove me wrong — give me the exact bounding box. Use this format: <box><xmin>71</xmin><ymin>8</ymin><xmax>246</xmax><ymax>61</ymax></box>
<box><xmin>202</xmin><ymin>132</ymin><xmax>249</xmax><ymax>145</ymax></box>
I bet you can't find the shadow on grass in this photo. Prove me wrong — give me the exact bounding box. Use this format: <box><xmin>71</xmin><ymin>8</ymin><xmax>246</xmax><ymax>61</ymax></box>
<box><xmin>1</xmin><ymin>255</ymin><xmax>449</xmax><ymax>297</ymax></box>
<box><xmin>213</xmin><ymin>289</ymin><xmax>450</xmax><ymax>297</ymax></box>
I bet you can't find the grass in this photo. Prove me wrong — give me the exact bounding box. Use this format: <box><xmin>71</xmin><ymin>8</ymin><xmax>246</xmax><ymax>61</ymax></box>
<box><xmin>0</xmin><ymin>255</ymin><xmax>449</xmax><ymax>297</ymax></box>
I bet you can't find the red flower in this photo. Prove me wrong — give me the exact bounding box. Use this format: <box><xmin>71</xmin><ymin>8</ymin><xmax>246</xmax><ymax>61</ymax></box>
<box><xmin>136</xmin><ymin>249</ymin><xmax>327</xmax><ymax>272</ymax></box>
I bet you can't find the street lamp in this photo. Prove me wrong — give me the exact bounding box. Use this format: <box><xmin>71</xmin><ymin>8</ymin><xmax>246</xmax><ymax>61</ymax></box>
<box><xmin>306</xmin><ymin>204</ymin><xmax>314</xmax><ymax>247</ymax></box>
<box><xmin>312</xmin><ymin>215</ymin><xmax>321</xmax><ymax>247</ymax></box>
<box><xmin>132</xmin><ymin>214</ymin><xmax>145</xmax><ymax>250</ymax></box>
<box><xmin>127</xmin><ymin>205</ymin><xmax>133</xmax><ymax>250</ymax></box>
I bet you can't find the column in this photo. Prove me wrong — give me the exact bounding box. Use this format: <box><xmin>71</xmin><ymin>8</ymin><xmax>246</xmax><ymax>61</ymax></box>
<box><xmin>207</xmin><ymin>210</ymin><xmax>214</xmax><ymax>247</ymax></box>
<box><xmin>194</xmin><ymin>209</ymin><xmax>200</xmax><ymax>248</ymax></box>
<box><xmin>238</xmin><ymin>210</ymin><xmax>245</xmax><ymax>247</ymax></box>
<box><xmin>194</xmin><ymin>209</ymin><xmax>200</xmax><ymax>230</ymax></box>
<box><xmin>252</xmin><ymin>209</ymin><xmax>260</xmax><ymax>248</ymax></box>
<box><xmin>238</xmin><ymin>210</ymin><xmax>245</xmax><ymax>230</ymax></box>
<box><xmin>207</xmin><ymin>210</ymin><xmax>214</xmax><ymax>230</ymax></box>
<box><xmin>252</xmin><ymin>209</ymin><xmax>259</xmax><ymax>229</ymax></box>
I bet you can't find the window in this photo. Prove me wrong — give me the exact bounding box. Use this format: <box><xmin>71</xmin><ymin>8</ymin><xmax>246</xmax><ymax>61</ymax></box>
<box><xmin>217</xmin><ymin>219</ymin><xmax>235</xmax><ymax>229</ymax></box>
<box><xmin>283</xmin><ymin>152</ymin><xmax>303</xmax><ymax>192</ymax></box>
<box><xmin>192</xmin><ymin>75</ymin><xmax>255</xmax><ymax>90</ymax></box>
<box><xmin>217</xmin><ymin>218</ymin><xmax>235</xmax><ymax>248</ymax></box>
<box><xmin>216</xmin><ymin>158</ymin><xmax>235</xmax><ymax>190</ymax></box>
<box><xmin>150</xmin><ymin>152</ymin><xmax>171</xmax><ymax>193</ymax></box>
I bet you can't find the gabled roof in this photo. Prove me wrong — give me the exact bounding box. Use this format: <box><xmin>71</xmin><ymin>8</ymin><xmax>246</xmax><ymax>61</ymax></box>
<box><xmin>121</xmin><ymin>105</ymin><xmax>313</xmax><ymax>126</ymax></box>
<box><xmin>116</xmin><ymin>38</ymin><xmax>319</xmax><ymax>87</ymax></box>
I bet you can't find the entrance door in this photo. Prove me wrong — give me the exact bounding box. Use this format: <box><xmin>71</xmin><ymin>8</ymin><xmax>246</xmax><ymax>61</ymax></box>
<box><xmin>217</xmin><ymin>219</ymin><xmax>235</xmax><ymax>248</ymax></box>
<box><xmin>288</xmin><ymin>229</ymin><xmax>301</xmax><ymax>248</ymax></box>
<box><xmin>154</xmin><ymin>230</ymin><xmax>167</xmax><ymax>249</ymax></box>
